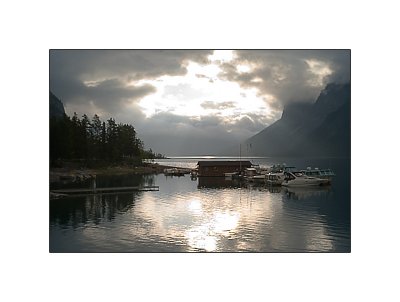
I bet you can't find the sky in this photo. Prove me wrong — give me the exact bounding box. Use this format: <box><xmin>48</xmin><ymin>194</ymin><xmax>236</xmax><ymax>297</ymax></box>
<box><xmin>50</xmin><ymin>49</ymin><xmax>350</xmax><ymax>156</ymax></box>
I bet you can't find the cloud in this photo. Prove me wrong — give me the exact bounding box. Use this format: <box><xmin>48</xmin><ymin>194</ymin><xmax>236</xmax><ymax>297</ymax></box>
<box><xmin>50</xmin><ymin>50</ymin><xmax>350</xmax><ymax>155</ymax></box>
<box><xmin>50</xmin><ymin>50</ymin><xmax>212</xmax><ymax>83</ymax></box>
<box><xmin>195</xmin><ymin>74</ymin><xmax>208</xmax><ymax>79</ymax></box>
<box><xmin>162</xmin><ymin>83</ymin><xmax>207</xmax><ymax>100</ymax></box>
<box><xmin>135</xmin><ymin>112</ymin><xmax>234</xmax><ymax>155</ymax></box>
<box><xmin>134</xmin><ymin>111</ymin><xmax>277</xmax><ymax>155</ymax></box>
<box><xmin>200</xmin><ymin>101</ymin><xmax>236</xmax><ymax>110</ymax></box>
<box><xmin>50</xmin><ymin>50</ymin><xmax>213</xmax><ymax>117</ymax></box>
<box><xmin>218</xmin><ymin>50</ymin><xmax>350</xmax><ymax>109</ymax></box>
<box><xmin>234</xmin><ymin>113</ymin><xmax>274</xmax><ymax>133</ymax></box>
<box><xmin>195</xmin><ymin>73</ymin><xmax>215</xmax><ymax>83</ymax></box>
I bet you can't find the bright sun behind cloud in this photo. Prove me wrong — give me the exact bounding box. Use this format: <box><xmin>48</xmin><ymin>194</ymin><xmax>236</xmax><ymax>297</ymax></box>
<box><xmin>137</xmin><ymin>50</ymin><xmax>271</xmax><ymax>125</ymax></box>
<box><xmin>208</xmin><ymin>50</ymin><xmax>235</xmax><ymax>63</ymax></box>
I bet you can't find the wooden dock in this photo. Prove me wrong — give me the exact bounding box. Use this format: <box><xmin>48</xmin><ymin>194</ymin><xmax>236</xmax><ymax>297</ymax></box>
<box><xmin>51</xmin><ymin>185</ymin><xmax>159</xmax><ymax>196</ymax></box>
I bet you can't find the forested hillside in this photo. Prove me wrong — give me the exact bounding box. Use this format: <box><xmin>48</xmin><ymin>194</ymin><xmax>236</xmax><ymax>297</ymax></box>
<box><xmin>50</xmin><ymin>92</ymin><xmax>164</xmax><ymax>167</ymax></box>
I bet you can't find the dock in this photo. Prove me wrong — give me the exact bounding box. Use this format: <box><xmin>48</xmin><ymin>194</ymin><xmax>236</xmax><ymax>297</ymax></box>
<box><xmin>51</xmin><ymin>185</ymin><xmax>159</xmax><ymax>196</ymax></box>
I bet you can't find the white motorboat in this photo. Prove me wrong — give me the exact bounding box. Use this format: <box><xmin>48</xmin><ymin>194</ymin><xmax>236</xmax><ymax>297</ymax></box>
<box><xmin>282</xmin><ymin>171</ymin><xmax>330</xmax><ymax>187</ymax></box>
<box><xmin>265</xmin><ymin>172</ymin><xmax>285</xmax><ymax>186</ymax></box>
<box><xmin>301</xmin><ymin>167</ymin><xmax>335</xmax><ymax>182</ymax></box>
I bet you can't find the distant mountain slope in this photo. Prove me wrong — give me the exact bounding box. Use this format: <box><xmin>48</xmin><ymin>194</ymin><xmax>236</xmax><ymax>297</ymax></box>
<box><xmin>245</xmin><ymin>83</ymin><xmax>350</xmax><ymax>157</ymax></box>
<box><xmin>50</xmin><ymin>91</ymin><xmax>65</xmax><ymax>118</ymax></box>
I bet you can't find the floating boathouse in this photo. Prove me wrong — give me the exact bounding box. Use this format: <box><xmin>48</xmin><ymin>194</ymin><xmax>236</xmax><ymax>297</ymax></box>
<box><xmin>197</xmin><ymin>161</ymin><xmax>252</xmax><ymax>177</ymax></box>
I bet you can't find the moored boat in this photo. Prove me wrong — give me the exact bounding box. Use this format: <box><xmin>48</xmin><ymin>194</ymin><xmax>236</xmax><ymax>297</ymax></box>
<box><xmin>190</xmin><ymin>170</ymin><xmax>198</xmax><ymax>179</ymax></box>
<box><xmin>248</xmin><ymin>174</ymin><xmax>266</xmax><ymax>183</ymax></box>
<box><xmin>265</xmin><ymin>172</ymin><xmax>285</xmax><ymax>186</ymax></box>
<box><xmin>300</xmin><ymin>167</ymin><xmax>335</xmax><ymax>182</ymax></box>
<box><xmin>244</xmin><ymin>167</ymin><xmax>265</xmax><ymax>182</ymax></box>
<box><xmin>164</xmin><ymin>168</ymin><xmax>185</xmax><ymax>176</ymax></box>
<box><xmin>282</xmin><ymin>171</ymin><xmax>329</xmax><ymax>187</ymax></box>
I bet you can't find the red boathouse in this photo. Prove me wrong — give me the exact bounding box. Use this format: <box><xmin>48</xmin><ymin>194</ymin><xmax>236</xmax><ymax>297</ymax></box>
<box><xmin>197</xmin><ymin>161</ymin><xmax>252</xmax><ymax>177</ymax></box>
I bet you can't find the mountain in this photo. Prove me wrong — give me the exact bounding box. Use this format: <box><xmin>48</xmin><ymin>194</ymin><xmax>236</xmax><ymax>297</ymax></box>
<box><xmin>50</xmin><ymin>91</ymin><xmax>65</xmax><ymax>118</ymax></box>
<box><xmin>245</xmin><ymin>83</ymin><xmax>350</xmax><ymax>157</ymax></box>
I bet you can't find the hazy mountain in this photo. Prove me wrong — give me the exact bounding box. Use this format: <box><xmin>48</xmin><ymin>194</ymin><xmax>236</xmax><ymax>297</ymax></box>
<box><xmin>50</xmin><ymin>91</ymin><xmax>65</xmax><ymax>118</ymax></box>
<box><xmin>243</xmin><ymin>83</ymin><xmax>350</xmax><ymax>157</ymax></box>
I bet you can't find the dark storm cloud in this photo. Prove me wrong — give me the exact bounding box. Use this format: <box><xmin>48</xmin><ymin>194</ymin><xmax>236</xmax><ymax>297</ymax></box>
<box><xmin>50</xmin><ymin>50</ymin><xmax>212</xmax><ymax>82</ymax></box>
<box><xmin>79</xmin><ymin>79</ymin><xmax>155</xmax><ymax>114</ymax></box>
<box><xmin>50</xmin><ymin>49</ymin><xmax>213</xmax><ymax>116</ymax></box>
<box><xmin>218</xmin><ymin>50</ymin><xmax>350</xmax><ymax>109</ymax></box>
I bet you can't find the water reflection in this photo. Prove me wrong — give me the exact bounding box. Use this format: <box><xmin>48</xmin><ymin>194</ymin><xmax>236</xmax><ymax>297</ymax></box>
<box><xmin>197</xmin><ymin>177</ymin><xmax>284</xmax><ymax>194</ymax></box>
<box><xmin>267</xmin><ymin>186</ymin><xmax>282</xmax><ymax>193</ymax></box>
<box><xmin>50</xmin><ymin>161</ymin><xmax>350</xmax><ymax>252</ymax></box>
<box><xmin>50</xmin><ymin>192</ymin><xmax>141</xmax><ymax>228</ymax></box>
<box><xmin>283</xmin><ymin>186</ymin><xmax>332</xmax><ymax>200</ymax></box>
<box><xmin>185</xmin><ymin>211</ymin><xmax>240</xmax><ymax>251</ymax></box>
<box><xmin>50</xmin><ymin>174</ymin><xmax>155</xmax><ymax>229</ymax></box>
<box><xmin>131</xmin><ymin>178</ymin><xmax>278</xmax><ymax>252</ymax></box>
<box><xmin>50</xmin><ymin>173</ymin><xmax>155</xmax><ymax>190</ymax></box>
<box><xmin>197</xmin><ymin>177</ymin><xmax>240</xmax><ymax>188</ymax></box>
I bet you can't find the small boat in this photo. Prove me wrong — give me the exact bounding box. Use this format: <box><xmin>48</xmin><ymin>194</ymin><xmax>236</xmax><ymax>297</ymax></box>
<box><xmin>164</xmin><ymin>168</ymin><xmax>185</xmax><ymax>176</ymax></box>
<box><xmin>282</xmin><ymin>171</ymin><xmax>329</xmax><ymax>187</ymax></box>
<box><xmin>301</xmin><ymin>167</ymin><xmax>335</xmax><ymax>182</ymax></box>
<box><xmin>190</xmin><ymin>170</ymin><xmax>198</xmax><ymax>180</ymax></box>
<box><xmin>245</xmin><ymin>167</ymin><xmax>258</xmax><ymax>176</ymax></box>
<box><xmin>265</xmin><ymin>172</ymin><xmax>285</xmax><ymax>186</ymax></box>
<box><xmin>248</xmin><ymin>174</ymin><xmax>266</xmax><ymax>183</ymax></box>
<box><xmin>244</xmin><ymin>168</ymin><xmax>264</xmax><ymax>182</ymax></box>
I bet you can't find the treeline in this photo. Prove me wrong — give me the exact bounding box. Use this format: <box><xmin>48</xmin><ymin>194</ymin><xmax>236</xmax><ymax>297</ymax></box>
<box><xmin>50</xmin><ymin>113</ymin><xmax>165</xmax><ymax>166</ymax></box>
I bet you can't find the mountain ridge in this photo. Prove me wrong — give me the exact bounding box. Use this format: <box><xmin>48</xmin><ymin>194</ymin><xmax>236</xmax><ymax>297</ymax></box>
<box><xmin>50</xmin><ymin>91</ymin><xmax>66</xmax><ymax>118</ymax></box>
<box><xmin>244</xmin><ymin>82</ymin><xmax>350</xmax><ymax>157</ymax></box>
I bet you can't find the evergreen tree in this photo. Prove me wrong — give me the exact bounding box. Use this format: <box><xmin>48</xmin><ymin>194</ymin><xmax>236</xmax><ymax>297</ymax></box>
<box><xmin>91</xmin><ymin>114</ymin><xmax>102</xmax><ymax>159</ymax></box>
<box><xmin>81</xmin><ymin>114</ymin><xmax>90</xmax><ymax>159</ymax></box>
<box><xmin>49</xmin><ymin>109</ymin><xmax>165</xmax><ymax>166</ymax></box>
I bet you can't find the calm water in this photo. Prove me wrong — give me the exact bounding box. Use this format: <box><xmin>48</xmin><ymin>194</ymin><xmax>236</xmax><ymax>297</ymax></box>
<box><xmin>50</xmin><ymin>157</ymin><xmax>350</xmax><ymax>252</ymax></box>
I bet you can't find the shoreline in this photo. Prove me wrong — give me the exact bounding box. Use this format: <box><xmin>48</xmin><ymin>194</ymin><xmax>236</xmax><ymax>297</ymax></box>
<box><xmin>49</xmin><ymin>163</ymin><xmax>181</xmax><ymax>182</ymax></box>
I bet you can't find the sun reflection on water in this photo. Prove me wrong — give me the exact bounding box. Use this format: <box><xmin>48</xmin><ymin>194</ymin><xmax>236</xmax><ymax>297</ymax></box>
<box><xmin>187</xmin><ymin>199</ymin><xmax>203</xmax><ymax>215</ymax></box>
<box><xmin>185</xmin><ymin>211</ymin><xmax>240</xmax><ymax>252</ymax></box>
<box><xmin>108</xmin><ymin>174</ymin><xmax>341</xmax><ymax>252</ymax></box>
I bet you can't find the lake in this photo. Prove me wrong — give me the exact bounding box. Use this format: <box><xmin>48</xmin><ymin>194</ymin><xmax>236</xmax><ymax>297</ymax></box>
<box><xmin>49</xmin><ymin>157</ymin><xmax>350</xmax><ymax>252</ymax></box>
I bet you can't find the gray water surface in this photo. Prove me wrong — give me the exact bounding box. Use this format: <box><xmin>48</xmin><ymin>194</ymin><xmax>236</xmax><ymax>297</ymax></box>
<box><xmin>50</xmin><ymin>157</ymin><xmax>350</xmax><ymax>252</ymax></box>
